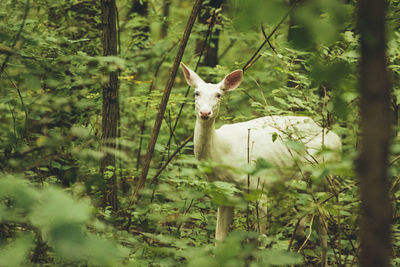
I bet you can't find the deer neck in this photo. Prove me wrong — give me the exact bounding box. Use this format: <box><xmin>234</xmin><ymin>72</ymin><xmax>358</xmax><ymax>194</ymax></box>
<box><xmin>194</xmin><ymin>118</ymin><xmax>217</xmax><ymax>161</ymax></box>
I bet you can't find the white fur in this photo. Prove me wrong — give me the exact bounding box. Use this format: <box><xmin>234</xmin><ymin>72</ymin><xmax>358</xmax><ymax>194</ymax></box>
<box><xmin>181</xmin><ymin>63</ymin><xmax>341</xmax><ymax>243</ymax></box>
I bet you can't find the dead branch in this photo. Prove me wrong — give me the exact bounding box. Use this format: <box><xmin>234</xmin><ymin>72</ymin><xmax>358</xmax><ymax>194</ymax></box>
<box><xmin>150</xmin><ymin>134</ymin><xmax>194</xmax><ymax>203</ymax></box>
<box><xmin>261</xmin><ymin>24</ymin><xmax>277</xmax><ymax>54</ymax></box>
<box><xmin>130</xmin><ymin>0</ymin><xmax>202</xmax><ymax>204</ymax></box>
<box><xmin>242</xmin><ymin>0</ymin><xmax>299</xmax><ymax>72</ymax></box>
<box><xmin>3</xmin><ymin>70</ymin><xmax>29</xmax><ymax>139</ymax></box>
<box><xmin>150</xmin><ymin>134</ymin><xmax>193</xmax><ymax>186</ymax></box>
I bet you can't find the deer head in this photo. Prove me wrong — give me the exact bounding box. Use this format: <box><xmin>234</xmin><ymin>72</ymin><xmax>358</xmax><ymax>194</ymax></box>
<box><xmin>181</xmin><ymin>63</ymin><xmax>243</xmax><ymax>121</ymax></box>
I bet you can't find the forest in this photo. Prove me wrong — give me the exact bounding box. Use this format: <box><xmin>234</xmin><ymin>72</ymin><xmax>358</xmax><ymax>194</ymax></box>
<box><xmin>0</xmin><ymin>0</ymin><xmax>399</xmax><ymax>266</ymax></box>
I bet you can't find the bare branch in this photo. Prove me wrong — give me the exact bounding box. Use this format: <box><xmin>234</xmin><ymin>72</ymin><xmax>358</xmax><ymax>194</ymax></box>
<box><xmin>130</xmin><ymin>0</ymin><xmax>202</xmax><ymax>204</ymax></box>
<box><xmin>3</xmin><ymin>70</ymin><xmax>28</xmax><ymax>138</ymax></box>
<box><xmin>242</xmin><ymin>0</ymin><xmax>299</xmax><ymax>72</ymax></box>
<box><xmin>150</xmin><ymin>134</ymin><xmax>193</xmax><ymax>186</ymax></box>
<box><xmin>261</xmin><ymin>24</ymin><xmax>277</xmax><ymax>54</ymax></box>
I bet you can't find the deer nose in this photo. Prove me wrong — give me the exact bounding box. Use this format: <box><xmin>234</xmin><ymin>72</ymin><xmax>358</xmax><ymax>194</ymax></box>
<box><xmin>200</xmin><ymin>111</ymin><xmax>211</xmax><ymax>120</ymax></box>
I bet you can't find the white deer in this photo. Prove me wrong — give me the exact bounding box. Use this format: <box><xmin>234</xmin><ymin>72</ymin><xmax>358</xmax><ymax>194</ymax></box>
<box><xmin>181</xmin><ymin>63</ymin><xmax>341</xmax><ymax>244</ymax></box>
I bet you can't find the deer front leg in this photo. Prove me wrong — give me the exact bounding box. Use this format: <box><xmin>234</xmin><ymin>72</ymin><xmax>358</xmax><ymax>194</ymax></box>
<box><xmin>215</xmin><ymin>205</ymin><xmax>234</xmax><ymax>244</ymax></box>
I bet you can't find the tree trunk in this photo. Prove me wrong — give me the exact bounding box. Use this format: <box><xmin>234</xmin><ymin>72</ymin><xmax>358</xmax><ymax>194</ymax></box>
<box><xmin>101</xmin><ymin>0</ymin><xmax>119</xmax><ymax>211</ymax></box>
<box><xmin>195</xmin><ymin>0</ymin><xmax>223</xmax><ymax>67</ymax></box>
<box><xmin>161</xmin><ymin>0</ymin><xmax>171</xmax><ymax>38</ymax></box>
<box><xmin>358</xmin><ymin>0</ymin><xmax>392</xmax><ymax>266</ymax></box>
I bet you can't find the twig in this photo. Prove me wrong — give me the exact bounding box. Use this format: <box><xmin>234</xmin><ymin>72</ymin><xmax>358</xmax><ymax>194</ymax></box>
<box><xmin>246</xmin><ymin>128</ymin><xmax>251</xmax><ymax>232</ymax></box>
<box><xmin>164</xmin><ymin>111</ymin><xmax>178</xmax><ymax>148</ymax></box>
<box><xmin>150</xmin><ymin>134</ymin><xmax>193</xmax><ymax>203</ymax></box>
<box><xmin>254</xmin><ymin>177</ymin><xmax>265</xmax><ymax>233</ymax></box>
<box><xmin>130</xmin><ymin>0</ymin><xmax>202</xmax><ymax>204</ymax></box>
<box><xmin>150</xmin><ymin>134</ymin><xmax>193</xmax><ymax>185</ymax></box>
<box><xmin>185</xmin><ymin>198</ymin><xmax>194</xmax><ymax>214</ymax></box>
<box><xmin>261</xmin><ymin>24</ymin><xmax>277</xmax><ymax>54</ymax></box>
<box><xmin>176</xmin><ymin>198</ymin><xmax>195</xmax><ymax>234</ymax></box>
<box><xmin>3</xmin><ymin>70</ymin><xmax>28</xmax><ymax>138</ymax></box>
<box><xmin>320</xmin><ymin>182</ymin><xmax>359</xmax><ymax>206</ymax></box>
<box><xmin>350</xmin><ymin>244</ymin><xmax>360</xmax><ymax>266</ymax></box>
<box><xmin>242</xmin><ymin>0</ymin><xmax>299</xmax><ymax>72</ymax></box>
<box><xmin>255</xmin><ymin>177</ymin><xmax>261</xmax><ymax>232</ymax></box>
<box><xmin>8</xmin><ymin>103</ymin><xmax>17</xmax><ymax>138</ymax></box>
<box><xmin>390</xmin><ymin>154</ymin><xmax>400</xmax><ymax>166</ymax></box>
<box><xmin>0</xmin><ymin>0</ymin><xmax>30</xmax><ymax>76</ymax></box>
<box><xmin>337</xmin><ymin>194</ymin><xmax>342</xmax><ymax>266</ymax></box>
<box><xmin>240</xmin><ymin>89</ymin><xmax>258</xmax><ymax>102</ymax></box>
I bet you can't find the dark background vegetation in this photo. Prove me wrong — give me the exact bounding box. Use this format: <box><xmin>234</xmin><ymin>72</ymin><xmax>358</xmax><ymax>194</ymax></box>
<box><xmin>0</xmin><ymin>0</ymin><xmax>399</xmax><ymax>266</ymax></box>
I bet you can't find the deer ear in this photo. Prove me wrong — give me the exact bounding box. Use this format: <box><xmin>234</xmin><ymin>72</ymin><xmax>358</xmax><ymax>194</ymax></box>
<box><xmin>219</xmin><ymin>70</ymin><xmax>243</xmax><ymax>92</ymax></box>
<box><xmin>181</xmin><ymin>62</ymin><xmax>204</xmax><ymax>87</ymax></box>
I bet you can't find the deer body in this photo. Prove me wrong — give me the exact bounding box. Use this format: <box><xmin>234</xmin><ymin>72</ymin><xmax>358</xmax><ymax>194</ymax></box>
<box><xmin>181</xmin><ymin>63</ymin><xmax>341</xmax><ymax>243</ymax></box>
<box><xmin>195</xmin><ymin>116</ymin><xmax>340</xmax><ymax>186</ymax></box>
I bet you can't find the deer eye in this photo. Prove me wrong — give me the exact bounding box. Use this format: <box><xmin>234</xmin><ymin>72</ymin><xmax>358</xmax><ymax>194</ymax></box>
<box><xmin>216</xmin><ymin>93</ymin><xmax>221</xmax><ymax>99</ymax></box>
<box><xmin>195</xmin><ymin>91</ymin><xmax>200</xmax><ymax>97</ymax></box>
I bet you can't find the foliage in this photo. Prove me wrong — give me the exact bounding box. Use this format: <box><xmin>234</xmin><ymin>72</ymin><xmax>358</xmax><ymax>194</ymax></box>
<box><xmin>0</xmin><ymin>0</ymin><xmax>400</xmax><ymax>266</ymax></box>
<box><xmin>0</xmin><ymin>175</ymin><xmax>127</xmax><ymax>266</ymax></box>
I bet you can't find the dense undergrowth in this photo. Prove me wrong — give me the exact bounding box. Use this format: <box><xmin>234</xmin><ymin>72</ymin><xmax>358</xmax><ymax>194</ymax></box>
<box><xmin>1</xmin><ymin>0</ymin><xmax>400</xmax><ymax>266</ymax></box>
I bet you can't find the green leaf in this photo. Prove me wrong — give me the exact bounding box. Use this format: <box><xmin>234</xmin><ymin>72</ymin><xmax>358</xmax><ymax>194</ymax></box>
<box><xmin>257</xmin><ymin>249</ymin><xmax>303</xmax><ymax>265</ymax></box>
<box><xmin>22</xmin><ymin>74</ymin><xmax>41</xmax><ymax>90</ymax></box>
<box><xmin>0</xmin><ymin>234</ymin><xmax>34</xmax><ymax>267</ymax></box>
<box><xmin>272</xmin><ymin>132</ymin><xmax>278</xmax><ymax>142</ymax></box>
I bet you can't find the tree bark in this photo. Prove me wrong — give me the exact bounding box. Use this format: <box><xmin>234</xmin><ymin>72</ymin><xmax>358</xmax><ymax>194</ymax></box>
<box><xmin>161</xmin><ymin>0</ymin><xmax>171</xmax><ymax>38</ymax></box>
<box><xmin>195</xmin><ymin>0</ymin><xmax>223</xmax><ymax>67</ymax></box>
<box><xmin>358</xmin><ymin>0</ymin><xmax>392</xmax><ymax>266</ymax></box>
<box><xmin>101</xmin><ymin>0</ymin><xmax>119</xmax><ymax>211</ymax></box>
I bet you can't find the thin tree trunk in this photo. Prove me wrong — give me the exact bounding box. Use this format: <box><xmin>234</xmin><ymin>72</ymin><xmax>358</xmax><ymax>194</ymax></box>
<box><xmin>161</xmin><ymin>0</ymin><xmax>171</xmax><ymax>38</ymax></box>
<box><xmin>358</xmin><ymin>0</ymin><xmax>392</xmax><ymax>266</ymax></box>
<box><xmin>101</xmin><ymin>0</ymin><xmax>119</xmax><ymax>211</ymax></box>
<box><xmin>130</xmin><ymin>0</ymin><xmax>202</xmax><ymax>204</ymax></box>
<box><xmin>195</xmin><ymin>0</ymin><xmax>222</xmax><ymax>67</ymax></box>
